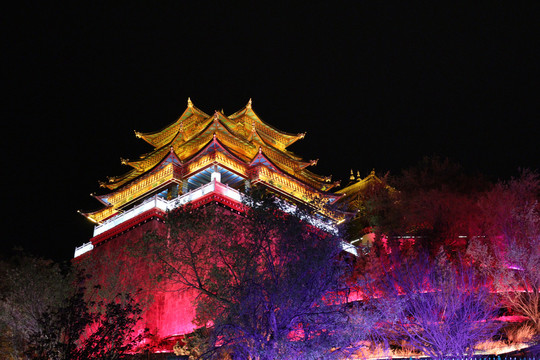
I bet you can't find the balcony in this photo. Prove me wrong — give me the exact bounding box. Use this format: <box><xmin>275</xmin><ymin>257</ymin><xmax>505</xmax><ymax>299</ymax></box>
<box><xmin>74</xmin><ymin>178</ymin><xmax>243</xmax><ymax>258</ymax></box>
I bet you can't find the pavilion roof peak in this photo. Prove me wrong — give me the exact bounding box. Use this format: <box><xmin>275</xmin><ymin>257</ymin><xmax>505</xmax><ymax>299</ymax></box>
<box><xmin>97</xmin><ymin>101</ymin><xmax>337</xmax><ymax>194</ymax></box>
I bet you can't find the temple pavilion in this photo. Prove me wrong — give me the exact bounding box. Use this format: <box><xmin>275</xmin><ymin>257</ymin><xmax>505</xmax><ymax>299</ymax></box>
<box><xmin>75</xmin><ymin>99</ymin><xmax>341</xmax><ymax>258</ymax></box>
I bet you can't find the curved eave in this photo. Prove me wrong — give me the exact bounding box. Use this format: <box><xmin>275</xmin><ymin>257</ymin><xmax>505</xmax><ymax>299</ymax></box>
<box><xmin>118</xmin><ymin>109</ymin><xmax>217</xmax><ymax>177</ymax></box>
<box><xmin>136</xmin><ymin>103</ymin><xmax>209</xmax><ymax>148</ymax></box>
<box><xmin>182</xmin><ymin>135</ymin><xmax>250</xmax><ymax>177</ymax></box>
<box><xmin>193</xmin><ymin>134</ymin><xmax>247</xmax><ymax>164</ymax></box>
<box><xmin>256</xmin><ymin>143</ymin><xmax>330</xmax><ymax>191</ymax></box>
<box><xmin>255</xmin><ymin>129</ymin><xmax>303</xmax><ymax>161</ymax></box>
<box><xmin>94</xmin><ymin>193</ymin><xmax>111</xmax><ymax>206</ymax></box>
<box><xmin>228</xmin><ymin>104</ymin><xmax>306</xmax><ymax>149</ymax></box>
<box><xmin>249</xmin><ymin>149</ymin><xmax>287</xmax><ymax>177</ymax></box>
<box><xmin>100</xmin><ymin>147</ymin><xmax>181</xmax><ymax>190</ymax></box>
<box><xmin>300</xmin><ymin>168</ymin><xmax>332</xmax><ymax>184</ymax></box>
<box><xmin>172</xmin><ymin>114</ymin><xmax>256</xmax><ymax>163</ymax></box>
<box><xmin>100</xmin><ymin>167</ymin><xmax>141</xmax><ymax>190</ymax></box>
<box><xmin>78</xmin><ymin>207</ymin><xmax>116</xmax><ymax>225</ymax></box>
<box><xmin>250</xmin><ymin>154</ymin><xmax>343</xmax><ymax>206</ymax></box>
<box><xmin>257</xmin><ymin>133</ymin><xmax>314</xmax><ymax>168</ymax></box>
<box><xmin>254</xmin><ymin>148</ymin><xmax>335</xmax><ymax>193</ymax></box>
<box><xmin>253</xmin><ymin>131</ymin><xmax>309</xmax><ymax>167</ymax></box>
<box><xmin>101</xmin><ymin>150</ymin><xmax>183</xmax><ymax>198</ymax></box>
<box><xmin>126</xmin><ymin>145</ymin><xmax>170</xmax><ymax>170</ymax></box>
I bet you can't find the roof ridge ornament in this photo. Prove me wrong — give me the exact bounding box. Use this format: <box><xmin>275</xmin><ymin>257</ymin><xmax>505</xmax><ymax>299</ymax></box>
<box><xmin>187</xmin><ymin>97</ymin><xmax>193</xmax><ymax>108</ymax></box>
<box><xmin>213</xmin><ymin>111</ymin><xmax>219</xmax><ymax>122</ymax></box>
<box><xmin>350</xmin><ymin>169</ymin><xmax>355</xmax><ymax>181</ymax></box>
<box><xmin>246</xmin><ymin>98</ymin><xmax>252</xmax><ymax>109</ymax></box>
<box><xmin>134</xmin><ymin>130</ymin><xmax>142</xmax><ymax>138</ymax></box>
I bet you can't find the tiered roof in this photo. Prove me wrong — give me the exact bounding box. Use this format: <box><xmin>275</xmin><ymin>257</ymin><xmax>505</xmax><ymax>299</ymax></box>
<box><xmin>82</xmin><ymin>99</ymin><xmax>340</xmax><ymax>224</ymax></box>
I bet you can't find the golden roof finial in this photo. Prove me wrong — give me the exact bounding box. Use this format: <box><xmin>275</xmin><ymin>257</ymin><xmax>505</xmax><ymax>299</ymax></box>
<box><xmin>350</xmin><ymin>169</ymin><xmax>355</xmax><ymax>181</ymax></box>
<box><xmin>356</xmin><ymin>170</ymin><xmax>361</xmax><ymax>180</ymax></box>
<box><xmin>120</xmin><ymin>158</ymin><xmax>129</xmax><ymax>165</ymax></box>
<box><xmin>187</xmin><ymin>97</ymin><xmax>193</xmax><ymax>108</ymax></box>
<box><xmin>213</xmin><ymin>111</ymin><xmax>219</xmax><ymax>122</ymax></box>
<box><xmin>134</xmin><ymin>130</ymin><xmax>142</xmax><ymax>138</ymax></box>
<box><xmin>247</xmin><ymin>98</ymin><xmax>252</xmax><ymax>109</ymax></box>
<box><xmin>370</xmin><ymin>168</ymin><xmax>375</xmax><ymax>176</ymax></box>
<box><xmin>299</xmin><ymin>132</ymin><xmax>306</xmax><ymax>139</ymax></box>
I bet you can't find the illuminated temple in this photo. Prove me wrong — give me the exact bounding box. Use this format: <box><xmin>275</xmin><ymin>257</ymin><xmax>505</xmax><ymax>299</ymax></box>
<box><xmin>74</xmin><ymin>99</ymin><xmax>345</xmax><ymax>347</ymax></box>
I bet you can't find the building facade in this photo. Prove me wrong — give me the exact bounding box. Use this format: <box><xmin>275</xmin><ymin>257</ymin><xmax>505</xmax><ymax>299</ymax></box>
<box><xmin>75</xmin><ymin>99</ymin><xmax>345</xmax><ymax>350</ymax></box>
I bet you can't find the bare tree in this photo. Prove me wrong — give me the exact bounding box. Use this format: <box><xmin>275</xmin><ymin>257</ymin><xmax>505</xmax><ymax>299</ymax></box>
<box><xmin>141</xmin><ymin>191</ymin><xmax>377</xmax><ymax>359</ymax></box>
<box><xmin>374</xmin><ymin>251</ymin><xmax>500</xmax><ymax>359</ymax></box>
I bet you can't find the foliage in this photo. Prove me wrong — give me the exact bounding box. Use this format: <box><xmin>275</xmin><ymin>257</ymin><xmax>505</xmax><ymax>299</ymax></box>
<box><xmin>27</xmin><ymin>279</ymin><xmax>148</xmax><ymax>360</ymax></box>
<box><xmin>0</xmin><ymin>253</ymin><xmax>148</xmax><ymax>359</ymax></box>
<box><xmin>142</xmin><ymin>189</ymin><xmax>377</xmax><ymax>359</ymax></box>
<box><xmin>362</xmin><ymin>156</ymin><xmax>488</xmax><ymax>257</ymax></box>
<box><xmin>373</xmin><ymin>250</ymin><xmax>501</xmax><ymax>359</ymax></box>
<box><xmin>77</xmin><ymin>293</ymin><xmax>150</xmax><ymax>359</ymax></box>
<box><xmin>26</xmin><ymin>279</ymin><xmax>94</xmax><ymax>360</ymax></box>
<box><xmin>0</xmin><ymin>253</ymin><xmax>71</xmax><ymax>359</ymax></box>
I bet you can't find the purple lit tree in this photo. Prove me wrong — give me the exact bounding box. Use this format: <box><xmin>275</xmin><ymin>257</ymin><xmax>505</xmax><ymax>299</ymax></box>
<box><xmin>373</xmin><ymin>251</ymin><xmax>500</xmax><ymax>359</ymax></box>
<box><xmin>142</xmin><ymin>190</ymin><xmax>379</xmax><ymax>359</ymax></box>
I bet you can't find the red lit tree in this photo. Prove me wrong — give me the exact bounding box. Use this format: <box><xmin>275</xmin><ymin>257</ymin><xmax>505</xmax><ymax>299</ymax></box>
<box><xmin>27</xmin><ymin>281</ymin><xmax>148</xmax><ymax>360</ymax></box>
<box><xmin>361</xmin><ymin>156</ymin><xmax>489</xmax><ymax>258</ymax></box>
<box><xmin>468</xmin><ymin>170</ymin><xmax>540</xmax><ymax>331</ymax></box>
<box><xmin>0</xmin><ymin>253</ymin><xmax>149</xmax><ymax>360</ymax></box>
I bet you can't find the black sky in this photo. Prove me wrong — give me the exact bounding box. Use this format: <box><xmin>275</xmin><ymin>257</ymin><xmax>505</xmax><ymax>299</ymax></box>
<box><xmin>2</xmin><ymin>2</ymin><xmax>539</xmax><ymax>262</ymax></box>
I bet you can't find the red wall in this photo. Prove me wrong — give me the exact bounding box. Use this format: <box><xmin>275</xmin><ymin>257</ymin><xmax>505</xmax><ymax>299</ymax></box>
<box><xmin>75</xmin><ymin>215</ymin><xmax>198</xmax><ymax>347</ymax></box>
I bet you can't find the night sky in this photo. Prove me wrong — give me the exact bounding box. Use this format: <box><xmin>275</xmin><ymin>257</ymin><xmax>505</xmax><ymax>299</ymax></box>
<box><xmin>2</xmin><ymin>3</ymin><xmax>539</xmax><ymax>262</ymax></box>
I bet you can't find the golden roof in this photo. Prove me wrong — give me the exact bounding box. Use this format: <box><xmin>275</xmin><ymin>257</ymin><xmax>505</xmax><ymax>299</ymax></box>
<box><xmin>102</xmin><ymin>99</ymin><xmax>339</xmax><ymax>193</ymax></box>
